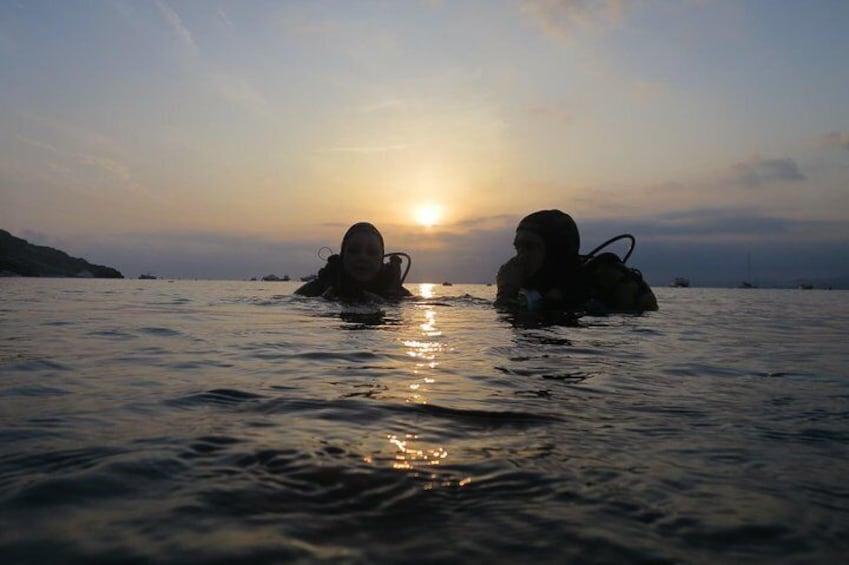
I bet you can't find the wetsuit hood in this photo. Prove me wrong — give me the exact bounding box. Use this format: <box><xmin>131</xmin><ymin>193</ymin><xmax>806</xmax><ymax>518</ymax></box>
<box><xmin>517</xmin><ymin>210</ymin><xmax>579</xmax><ymax>258</ymax></box>
<box><xmin>517</xmin><ymin>209</ymin><xmax>581</xmax><ymax>293</ymax></box>
<box><xmin>341</xmin><ymin>222</ymin><xmax>384</xmax><ymax>254</ymax></box>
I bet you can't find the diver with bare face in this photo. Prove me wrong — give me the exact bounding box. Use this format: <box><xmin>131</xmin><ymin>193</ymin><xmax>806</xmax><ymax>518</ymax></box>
<box><xmin>295</xmin><ymin>222</ymin><xmax>412</xmax><ymax>301</ymax></box>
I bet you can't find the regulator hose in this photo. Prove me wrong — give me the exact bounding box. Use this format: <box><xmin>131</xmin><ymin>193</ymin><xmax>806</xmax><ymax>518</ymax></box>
<box><xmin>583</xmin><ymin>234</ymin><xmax>636</xmax><ymax>264</ymax></box>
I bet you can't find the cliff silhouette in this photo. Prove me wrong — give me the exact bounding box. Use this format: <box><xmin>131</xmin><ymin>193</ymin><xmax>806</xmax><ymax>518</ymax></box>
<box><xmin>0</xmin><ymin>229</ymin><xmax>123</xmax><ymax>278</ymax></box>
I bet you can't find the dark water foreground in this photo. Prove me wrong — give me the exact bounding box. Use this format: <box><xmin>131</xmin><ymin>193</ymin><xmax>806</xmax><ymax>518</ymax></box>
<box><xmin>1</xmin><ymin>279</ymin><xmax>848</xmax><ymax>564</ymax></box>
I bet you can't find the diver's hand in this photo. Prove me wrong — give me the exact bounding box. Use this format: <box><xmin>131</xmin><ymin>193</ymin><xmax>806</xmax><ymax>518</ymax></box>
<box><xmin>496</xmin><ymin>256</ymin><xmax>525</xmax><ymax>301</ymax></box>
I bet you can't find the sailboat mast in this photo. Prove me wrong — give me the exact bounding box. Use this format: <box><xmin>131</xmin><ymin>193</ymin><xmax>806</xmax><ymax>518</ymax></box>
<box><xmin>747</xmin><ymin>252</ymin><xmax>751</xmax><ymax>283</ymax></box>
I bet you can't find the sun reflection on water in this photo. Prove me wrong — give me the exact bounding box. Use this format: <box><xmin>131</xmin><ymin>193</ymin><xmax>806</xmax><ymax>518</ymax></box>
<box><xmin>401</xmin><ymin>300</ymin><xmax>445</xmax><ymax>402</ymax></box>
<box><xmin>387</xmin><ymin>433</ymin><xmax>448</xmax><ymax>470</ymax></box>
<box><xmin>384</xmin><ymin>432</ymin><xmax>471</xmax><ymax>489</ymax></box>
<box><xmin>380</xmin><ymin>287</ymin><xmax>473</xmax><ymax>487</ymax></box>
<box><xmin>418</xmin><ymin>283</ymin><xmax>435</xmax><ymax>299</ymax></box>
<box><xmin>420</xmin><ymin>308</ymin><xmax>441</xmax><ymax>337</ymax></box>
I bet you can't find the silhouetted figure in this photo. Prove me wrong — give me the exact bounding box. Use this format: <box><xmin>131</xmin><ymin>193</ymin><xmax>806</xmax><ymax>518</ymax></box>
<box><xmin>295</xmin><ymin>222</ymin><xmax>412</xmax><ymax>301</ymax></box>
<box><xmin>495</xmin><ymin>210</ymin><xmax>657</xmax><ymax>313</ymax></box>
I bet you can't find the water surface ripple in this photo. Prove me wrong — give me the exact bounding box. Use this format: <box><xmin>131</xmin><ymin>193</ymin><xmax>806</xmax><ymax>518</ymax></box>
<box><xmin>1</xmin><ymin>280</ymin><xmax>848</xmax><ymax>563</ymax></box>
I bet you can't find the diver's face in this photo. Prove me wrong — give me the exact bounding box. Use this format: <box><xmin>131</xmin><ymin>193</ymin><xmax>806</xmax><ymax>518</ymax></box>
<box><xmin>342</xmin><ymin>232</ymin><xmax>384</xmax><ymax>283</ymax></box>
<box><xmin>513</xmin><ymin>229</ymin><xmax>546</xmax><ymax>278</ymax></box>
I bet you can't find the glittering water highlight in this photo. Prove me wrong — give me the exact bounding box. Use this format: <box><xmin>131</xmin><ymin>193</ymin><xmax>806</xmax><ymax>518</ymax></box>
<box><xmin>1</xmin><ymin>279</ymin><xmax>848</xmax><ymax>563</ymax></box>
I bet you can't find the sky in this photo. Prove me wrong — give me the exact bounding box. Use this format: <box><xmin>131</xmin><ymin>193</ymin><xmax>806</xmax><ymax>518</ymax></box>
<box><xmin>2</xmin><ymin>0</ymin><xmax>848</xmax><ymax>286</ymax></box>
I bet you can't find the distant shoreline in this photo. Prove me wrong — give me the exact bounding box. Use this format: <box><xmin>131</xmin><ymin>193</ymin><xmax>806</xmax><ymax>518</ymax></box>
<box><xmin>0</xmin><ymin>229</ymin><xmax>123</xmax><ymax>279</ymax></box>
<box><xmin>1</xmin><ymin>275</ymin><xmax>845</xmax><ymax>291</ymax></box>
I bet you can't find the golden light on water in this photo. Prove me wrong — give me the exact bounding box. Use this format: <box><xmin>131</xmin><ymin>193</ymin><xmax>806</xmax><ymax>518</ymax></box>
<box><xmin>419</xmin><ymin>308</ymin><xmax>441</xmax><ymax>337</ymax></box>
<box><xmin>388</xmin><ymin>433</ymin><xmax>448</xmax><ymax>470</ymax></box>
<box><xmin>418</xmin><ymin>283</ymin><xmax>435</xmax><ymax>299</ymax></box>
<box><xmin>403</xmin><ymin>340</ymin><xmax>441</xmax><ymax>359</ymax></box>
<box><xmin>400</xmin><ymin>306</ymin><xmax>442</xmax><ymax>410</ymax></box>
<box><xmin>381</xmin><ymin>302</ymin><xmax>472</xmax><ymax>488</ymax></box>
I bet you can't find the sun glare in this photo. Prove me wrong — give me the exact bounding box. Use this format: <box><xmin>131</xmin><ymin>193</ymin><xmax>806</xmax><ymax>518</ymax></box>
<box><xmin>415</xmin><ymin>203</ymin><xmax>442</xmax><ymax>227</ymax></box>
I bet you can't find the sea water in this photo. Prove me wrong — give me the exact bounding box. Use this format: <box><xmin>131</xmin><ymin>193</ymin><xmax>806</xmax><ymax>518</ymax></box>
<box><xmin>1</xmin><ymin>279</ymin><xmax>848</xmax><ymax>564</ymax></box>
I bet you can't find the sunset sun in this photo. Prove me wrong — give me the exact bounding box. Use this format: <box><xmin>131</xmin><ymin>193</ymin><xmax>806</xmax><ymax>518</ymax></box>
<box><xmin>414</xmin><ymin>203</ymin><xmax>442</xmax><ymax>227</ymax></box>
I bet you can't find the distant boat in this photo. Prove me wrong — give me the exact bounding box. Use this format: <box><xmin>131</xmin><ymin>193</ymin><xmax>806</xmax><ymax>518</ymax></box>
<box><xmin>442</xmin><ymin>281</ymin><xmax>453</xmax><ymax>286</ymax></box>
<box><xmin>670</xmin><ymin>276</ymin><xmax>690</xmax><ymax>288</ymax></box>
<box><xmin>261</xmin><ymin>274</ymin><xmax>288</xmax><ymax>281</ymax></box>
<box><xmin>798</xmin><ymin>283</ymin><xmax>813</xmax><ymax>290</ymax></box>
<box><xmin>740</xmin><ymin>253</ymin><xmax>757</xmax><ymax>288</ymax></box>
<box><xmin>138</xmin><ymin>273</ymin><xmax>157</xmax><ymax>280</ymax></box>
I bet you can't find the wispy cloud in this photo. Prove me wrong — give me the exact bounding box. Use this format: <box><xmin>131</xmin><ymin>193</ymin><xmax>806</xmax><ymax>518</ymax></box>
<box><xmin>207</xmin><ymin>73</ymin><xmax>271</xmax><ymax>116</ymax></box>
<box><xmin>284</xmin><ymin>13</ymin><xmax>400</xmax><ymax>54</ymax></box>
<box><xmin>155</xmin><ymin>0</ymin><xmax>198</xmax><ymax>55</ymax></box>
<box><xmin>16</xmin><ymin>134</ymin><xmax>60</xmax><ymax>154</ymax></box>
<box><xmin>360</xmin><ymin>99</ymin><xmax>408</xmax><ymax>113</ymax></box>
<box><xmin>729</xmin><ymin>155</ymin><xmax>805</xmax><ymax>188</ymax></box>
<box><xmin>648</xmin><ymin>207</ymin><xmax>795</xmax><ymax>238</ymax></box>
<box><xmin>820</xmin><ymin>131</ymin><xmax>849</xmax><ymax>152</ymax></box>
<box><xmin>528</xmin><ymin>105</ymin><xmax>573</xmax><ymax>124</ymax></box>
<box><xmin>16</xmin><ymin>133</ymin><xmax>130</xmax><ymax>185</ymax></box>
<box><xmin>326</xmin><ymin>144</ymin><xmax>409</xmax><ymax>154</ymax></box>
<box><xmin>77</xmin><ymin>153</ymin><xmax>131</xmax><ymax>183</ymax></box>
<box><xmin>216</xmin><ymin>7</ymin><xmax>234</xmax><ymax>31</ymax></box>
<box><xmin>520</xmin><ymin>0</ymin><xmax>627</xmax><ymax>39</ymax></box>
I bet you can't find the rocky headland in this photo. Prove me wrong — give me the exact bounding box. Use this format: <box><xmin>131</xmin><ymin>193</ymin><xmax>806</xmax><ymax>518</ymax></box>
<box><xmin>0</xmin><ymin>229</ymin><xmax>124</xmax><ymax>278</ymax></box>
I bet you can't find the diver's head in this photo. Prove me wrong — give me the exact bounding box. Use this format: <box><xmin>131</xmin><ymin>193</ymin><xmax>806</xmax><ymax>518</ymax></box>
<box><xmin>515</xmin><ymin>209</ymin><xmax>580</xmax><ymax>281</ymax></box>
<box><xmin>512</xmin><ymin>229</ymin><xmax>546</xmax><ymax>279</ymax></box>
<box><xmin>340</xmin><ymin>222</ymin><xmax>385</xmax><ymax>283</ymax></box>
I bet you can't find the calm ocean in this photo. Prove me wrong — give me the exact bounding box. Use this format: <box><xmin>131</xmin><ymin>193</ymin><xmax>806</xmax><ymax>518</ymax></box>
<box><xmin>1</xmin><ymin>279</ymin><xmax>848</xmax><ymax>564</ymax></box>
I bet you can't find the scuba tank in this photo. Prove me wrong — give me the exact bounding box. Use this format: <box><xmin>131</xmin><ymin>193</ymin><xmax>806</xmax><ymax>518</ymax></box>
<box><xmin>375</xmin><ymin>252</ymin><xmax>412</xmax><ymax>296</ymax></box>
<box><xmin>579</xmin><ymin>235</ymin><xmax>657</xmax><ymax>312</ymax></box>
<box><xmin>382</xmin><ymin>253</ymin><xmax>410</xmax><ymax>285</ymax></box>
<box><xmin>307</xmin><ymin>251</ymin><xmax>412</xmax><ymax>298</ymax></box>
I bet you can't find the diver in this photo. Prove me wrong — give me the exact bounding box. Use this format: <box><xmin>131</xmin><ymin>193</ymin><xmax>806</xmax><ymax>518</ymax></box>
<box><xmin>495</xmin><ymin>209</ymin><xmax>658</xmax><ymax>313</ymax></box>
<box><xmin>295</xmin><ymin>222</ymin><xmax>413</xmax><ymax>301</ymax></box>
